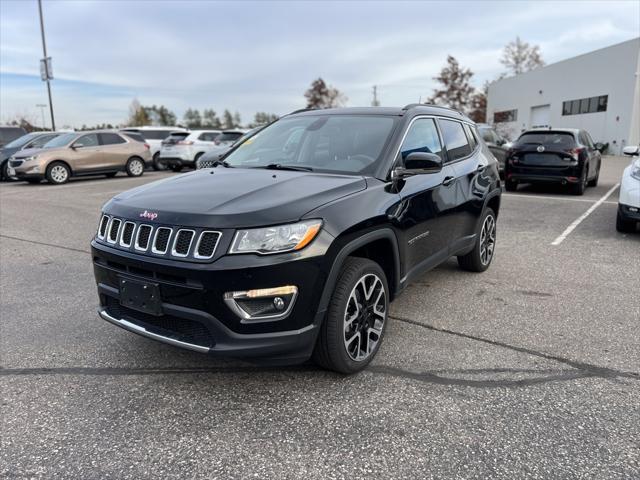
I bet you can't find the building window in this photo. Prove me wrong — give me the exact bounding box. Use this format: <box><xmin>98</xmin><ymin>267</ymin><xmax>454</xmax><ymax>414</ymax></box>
<box><xmin>493</xmin><ymin>109</ymin><xmax>517</xmax><ymax>123</ymax></box>
<box><xmin>562</xmin><ymin>95</ymin><xmax>608</xmax><ymax>116</ymax></box>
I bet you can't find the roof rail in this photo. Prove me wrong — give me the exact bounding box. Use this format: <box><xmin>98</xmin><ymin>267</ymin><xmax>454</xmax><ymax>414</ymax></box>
<box><xmin>288</xmin><ymin>108</ymin><xmax>316</xmax><ymax>115</ymax></box>
<box><xmin>402</xmin><ymin>103</ymin><xmax>464</xmax><ymax>115</ymax></box>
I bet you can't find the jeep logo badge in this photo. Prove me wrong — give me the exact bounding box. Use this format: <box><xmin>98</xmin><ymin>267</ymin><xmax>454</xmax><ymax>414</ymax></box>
<box><xmin>537</xmin><ymin>145</ymin><xmax>545</xmax><ymax>153</ymax></box>
<box><xmin>139</xmin><ymin>210</ymin><xmax>158</xmax><ymax>221</ymax></box>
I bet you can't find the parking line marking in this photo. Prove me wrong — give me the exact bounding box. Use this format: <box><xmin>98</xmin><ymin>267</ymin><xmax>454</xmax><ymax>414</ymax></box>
<box><xmin>550</xmin><ymin>183</ymin><xmax>620</xmax><ymax>246</ymax></box>
<box><xmin>503</xmin><ymin>193</ymin><xmax>617</xmax><ymax>205</ymax></box>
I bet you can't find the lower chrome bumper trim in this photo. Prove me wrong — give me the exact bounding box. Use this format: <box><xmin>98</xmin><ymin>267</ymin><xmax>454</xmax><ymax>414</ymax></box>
<box><xmin>98</xmin><ymin>308</ymin><xmax>210</xmax><ymax>353</ymax></box>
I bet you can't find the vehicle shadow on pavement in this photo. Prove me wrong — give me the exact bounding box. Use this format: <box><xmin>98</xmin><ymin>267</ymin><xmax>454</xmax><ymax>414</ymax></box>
<box><xmin>3</xmin><ymin>316</ymin><xmax>637</xmax><ymax>389</ymax></box>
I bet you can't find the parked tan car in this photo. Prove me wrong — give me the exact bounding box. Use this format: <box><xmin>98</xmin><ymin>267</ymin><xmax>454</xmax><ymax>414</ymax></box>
<box><xmin>8</xmin><ymin>130</ymin><xmax>151</xmax><ymax>185</ymax></box>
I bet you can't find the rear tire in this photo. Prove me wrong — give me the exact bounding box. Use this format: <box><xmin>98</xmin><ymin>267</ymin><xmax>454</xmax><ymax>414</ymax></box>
<box><xmin>588</xmin><ymin>163</ymin><xmax>600</xmax><ymax>187</ymax></box>
<box><xmin>1</xmin><ymin>161</ymin><xmax>8</xmax><ymax>181</ymax></box>
<box><xmin>170</xmin><ymin>164</ymin><xmax>183</xmax><ymax>172</ymax></box>
<box><xmin>152</xmin><ymin>152</ymin><xmax>166</xmax><ymax>171</ymax></box>
<box><xmin>194</xmin><ymin>152</ymin><xmax>204</xmax><ymax>168</ymax></box>
<box><xmin>616</xmin><ymin>210</ymin><xmax>636</xmax><ymax>233</ymax></box>
<box><xmin>458</xmin><ymin>207</ymin><xmax>496</xmax><ymax>272</ymax></box>
<box><xmin>570</xmin><ymin>167</ymin><xmax>587</xmax><ymax>195</ymax></box>
<box><xmin>504</xmin><ymin>179</ymin><xmax>517</xmax><ymax>192</ymax></box>
<box><xmin>312</xmin><ymin>257</ymin><xmax>389</xmax><ymax>374</ymax></box>
<box><xmin>45</xmin><ymin>161</ymin><xmax>70</xmax><ymax>185</ymax></box>
<box><xmin>126</xmin><ymin>157</ymin><xmax>145</xmax><ymax>177</ymax></box>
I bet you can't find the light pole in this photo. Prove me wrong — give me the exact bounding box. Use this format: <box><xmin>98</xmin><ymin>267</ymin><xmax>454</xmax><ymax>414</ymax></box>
<box><xmin>37</xmin><ymin>0</ymin><xmax>55</xmax><ymax>130</ymax></box>
<box><xmin>36</xmin><ymin>104</ymin><xmax>47</xmax><ymax>130</ymax></box>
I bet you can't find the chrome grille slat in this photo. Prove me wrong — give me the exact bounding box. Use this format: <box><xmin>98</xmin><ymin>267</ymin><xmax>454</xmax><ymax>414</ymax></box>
<box><xmin>135</xmin><ymin>224</ymin><xmax>153</xmax><ymax>251</ymax></box>
<box><xmin>152</xmin><ymin>227</ymin><xmax>173</xmax><ymax>254</ymax></box>
<box><xmin>98</xmin><ymin>215</ymin><xmax>110</xmax><ymax>240</ymax></box>
<box><xmin>172</xmin><ymin>229</ymin><xmax>195</xmax><ymax>257</ymax></box>
<box><xmin>119</xmin><ymin>221</ymin><xmax>136</xmax><ymax>248</ymax></box>
<box><xmin>107</xmin><ymin>218</ymin><xmax>121</xmax><ymax>244</ymax></box>
<box><xmin>194</xmin><ymin>231</ymin><xmax>221</xmax><ymax>259</ymax></box>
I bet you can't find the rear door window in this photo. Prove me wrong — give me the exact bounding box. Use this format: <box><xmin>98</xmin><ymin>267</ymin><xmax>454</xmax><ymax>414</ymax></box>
<box><xmin>399</xmin><ymin>118</ymin><xmax>443</xmax><ymax>161</ymax></box>
<box><xmin>100</xmin><ymin>133</ymin><xmax>126</xmax><ymax>145</ymax></box>
<box><xmin>439</xmin><ymin>119</ymin><xmax>472</xmax><ymax>161</ymax></box>
<box><xmin>463</xmin><ymin>124</ymin><xmax>478</xmax><ymax>150</ymax></box>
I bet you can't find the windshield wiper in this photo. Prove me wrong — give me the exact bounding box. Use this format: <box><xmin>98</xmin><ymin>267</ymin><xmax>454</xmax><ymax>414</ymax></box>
<box><xmin>258</xmin><ymin>163</ymin><xmax>313</xmax><ymax>172</ymax></box>
<box><xmin>212</xmin><ymin>159</ymin><xmax>233</xmax><ymax>168</ymax></box>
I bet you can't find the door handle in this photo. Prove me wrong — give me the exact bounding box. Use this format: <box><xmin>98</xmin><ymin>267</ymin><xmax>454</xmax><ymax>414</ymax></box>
<box><xmin>442</xmin><ymin>176</ymin><xmax>455</xmax><ymax>187</ymax></box>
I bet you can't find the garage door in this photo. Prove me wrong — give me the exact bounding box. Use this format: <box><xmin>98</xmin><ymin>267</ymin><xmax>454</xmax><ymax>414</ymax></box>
<box><xmin>530</xmin><ymin>105</ymin><xmax>550</xmax><ymax>128</ymax></box>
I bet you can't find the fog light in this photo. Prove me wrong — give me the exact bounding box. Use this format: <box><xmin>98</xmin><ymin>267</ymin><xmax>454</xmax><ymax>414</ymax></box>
<box><xmin>224</xmin><ymin>285</ymin><xmax>298</xmax><ymax>322</ymax></box>
<box><xmin>273</xmin><ymin>297</ymin><xmax>285</xmax><ymax>310</ymax></box>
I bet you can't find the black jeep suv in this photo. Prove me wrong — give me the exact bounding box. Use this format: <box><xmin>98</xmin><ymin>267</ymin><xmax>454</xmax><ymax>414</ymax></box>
<box><xmin>91</xmin><ymin>105</ymin><xmax>501</xmax><ymax>373</ymax></box>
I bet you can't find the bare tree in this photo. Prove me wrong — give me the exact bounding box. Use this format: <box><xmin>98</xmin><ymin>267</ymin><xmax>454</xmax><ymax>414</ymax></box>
<box><xmin>468</xmin><ymin>82</ymin><xmax>489</xmax><ymax>123</ymax></box>
<box><xmin>304</xmin><ymin>78</ymin><xmax>347</xmax><ymax>109</ymax></box>
<box><xmin>222</xmin><ymin>110</ymin><xmax>234</xmax><ymax>129</ymax></box>
<box><xmin>202</xmin><ymin>109</ymin><xmax>221</xmax><ymax>128</ymax></box>
<box><xmin>500</xmin><ymin>37</ymin><xmax>545</xmax><ymax>75</ymax></box>
<box><xmin>127</xmin><ymin>98</ymin><xmax>150</xmax><ymax>126</ymax></box>
<box><xmin>427</xmin><ymin>55</ymin><xmax>475</xmax><ymax>113</ymax></box>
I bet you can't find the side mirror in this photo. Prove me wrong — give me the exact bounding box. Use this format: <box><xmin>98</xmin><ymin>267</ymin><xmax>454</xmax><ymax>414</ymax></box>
<box><xmin>393</xmin><ymin>152</ymin><xmax>442</xmax><ymax>179</ymax></box>
<box><xmin>70</xmin><ymin>144</ymin><xmax>78</xmax><ymax>150</ymax></box>
<box><xmin>623</xmin><ymin>145</ymin><xmax>639</xmax><ymax>156</ymax></box>
<box><xmin>595</xmin><ymin>142</ymin><xmax>605</xmax><ymax>153</ymax></box>
<box><xmin>404</xmin><ymin>152</ymin><xmax>442</xmax><ymax>172</ymax></box>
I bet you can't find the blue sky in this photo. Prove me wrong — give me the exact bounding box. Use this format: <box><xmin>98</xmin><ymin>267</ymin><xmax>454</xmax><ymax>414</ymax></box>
<box><xmin>1</xmin><ymin>0</ymin><xmax>639</xmax><ymax>128</ymax></box>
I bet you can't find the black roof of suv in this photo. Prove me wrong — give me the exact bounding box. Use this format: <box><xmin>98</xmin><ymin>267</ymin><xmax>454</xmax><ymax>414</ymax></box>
<box><xmin>91</xmin><ymin>105</ymin><xmax>501</xmax><ymax>373</ymax></box>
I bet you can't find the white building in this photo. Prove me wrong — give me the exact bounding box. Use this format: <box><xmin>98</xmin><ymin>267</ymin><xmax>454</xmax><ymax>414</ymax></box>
<box><xmin>487</xmin><ymin>37</ymin><xmax>640</xmax><ymax>155</ymax></box>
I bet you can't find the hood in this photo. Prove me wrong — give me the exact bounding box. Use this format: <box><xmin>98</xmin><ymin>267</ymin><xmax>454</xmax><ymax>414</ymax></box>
<box><xmin>1</xmin><ymin>147</ymin><xmax>19</xmax><ymax>162</ymax></box>
<box><xmin>105</xmin><ymin>168</ymin><xmax>366</xmax><ymax>228</ymax></box>
<box><xmin>11</xmin><ymin>147</ymin><xmax>50</xmax><ymax>159</ymax></box>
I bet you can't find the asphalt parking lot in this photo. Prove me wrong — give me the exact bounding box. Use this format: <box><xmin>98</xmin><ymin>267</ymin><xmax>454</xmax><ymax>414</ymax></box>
<box><xmin>1</xmin><ymin>157</ymin><xmax>638</xmax><ymax>479</ymax></box>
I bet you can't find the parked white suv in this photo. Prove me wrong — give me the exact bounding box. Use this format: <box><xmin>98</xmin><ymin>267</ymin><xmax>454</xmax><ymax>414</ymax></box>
<box><xmin>120</xmin><ymin>126</ymin><xmax>187</xmax><ymax>170</ymax></box>
<box><xmin>617</xmin><ymin>145</ymin><xmax>640</xmax><ymax>233</ymax></box>
<box><xmin>159</xmin><ymin>130</ymin><xmax>221</xmax><ymax>171</ymax></box>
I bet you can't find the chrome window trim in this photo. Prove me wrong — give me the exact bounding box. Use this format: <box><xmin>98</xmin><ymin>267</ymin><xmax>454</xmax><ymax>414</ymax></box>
<box><xmin>119</xmin><ymin>221</ymin><xmax>137</xmax><ymax>248</ymax></box>
<box><xmin>193</xmin><ymin>230</ymin><xmax>222</xmax><ymax>259</ymax></box>
<box><xmin>151</xmin><ymin>227</ymin><xmax>173</xmax><ymax>254</ymax></box>
<box><xmin>134</xmin><ymin>224</ymin><xmax>153</xmax><ymax>252</ymax></box>
<box><xmin>171</xmin><ymin>229</ymin><xmax>196</xmax><ymax>257</ymax></box>
<box><xmin>97</xmin><ymin>214</ymin><xmax>110</xmax><ymax>240</ymax></box>
<box><xmin>106</xmin><ymin>218</ymin><xmax>122</xmax><ymax>244</ymax></box>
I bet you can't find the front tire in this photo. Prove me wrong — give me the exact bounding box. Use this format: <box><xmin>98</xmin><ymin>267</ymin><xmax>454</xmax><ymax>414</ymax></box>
<box><xmin>126</xmin><ymin>157</ymin><xmax>145</xmax><ymax>177</ymax></box>
<box><xmin>616</xmin><ymin>209</ymin><xmax>636</xmax><ymax>233</ymax></box>
<box><xmin>458</xmin><ymin>207</ymin><xmax>496</xmax><ymax>272</ymax></box>
<box><xmin>46</xmin><ymin>161</ymin><xmax>70</xmax><ymax>185</ymax></box>
<box><xmin>313</xmin><ymin>257</ymin><xmax>389</xmax><ymax>374</ymax></box>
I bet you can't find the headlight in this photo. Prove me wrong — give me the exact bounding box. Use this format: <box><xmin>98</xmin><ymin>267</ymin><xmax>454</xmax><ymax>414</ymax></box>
<box><xmin>229</xmin><ymin>220</ymin><xmax>322</xmax><ymax>254</ymax></box>
<box><xmin>23</xmin><ymin>155</ymin><xmax>38</xmax><ymax>162</ymax></box>
<box><xmin>631</xmin><ymin>160</ymin><xmax>640</xmax><ymax>181</ymax></box>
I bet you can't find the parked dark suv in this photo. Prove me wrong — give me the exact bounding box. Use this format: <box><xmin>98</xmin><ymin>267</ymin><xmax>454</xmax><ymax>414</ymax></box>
<box><xmin>91</xmin><ymin>105</ymin><xmax>501</xmax><ymax>373</ymax></box>
<box><xmin>504</xmin><ymin>128</ymin><xmax>602</xmax><ymax>195</ymax></box>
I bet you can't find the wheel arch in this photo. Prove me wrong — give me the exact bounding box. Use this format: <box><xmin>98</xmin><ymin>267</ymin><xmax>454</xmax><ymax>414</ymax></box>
<box><xmin>317</xmin><ymin>229</ymin><xmax>401</xmax><ymax>316</ymax></box>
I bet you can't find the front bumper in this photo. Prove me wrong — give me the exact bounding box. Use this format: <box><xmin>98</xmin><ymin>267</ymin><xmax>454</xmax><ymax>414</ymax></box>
<box><xmin>92</xmin><ymin>240</ymin><xmax>330</xmax><ymax>362</ymax></box>
<box><xmin>619</xmin><ymin>204</ymin><xmax>640</xmax><ymax>222</ymax></box>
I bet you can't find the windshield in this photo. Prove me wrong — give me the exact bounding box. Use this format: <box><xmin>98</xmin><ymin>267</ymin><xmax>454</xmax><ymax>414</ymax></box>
<box><xmin>223</xmin><ymin>115</ymin><xmax>397</xmax><ymax>175</ymax></box>
<box><xmin>4</xmin><ymin>133</ymin><xmax>39</xmax><ymax>149</ymax></box>
<box><xmin>43</xmin><ymin>132</ymin><xmax>77</xmax><ymax>148</ymax></box>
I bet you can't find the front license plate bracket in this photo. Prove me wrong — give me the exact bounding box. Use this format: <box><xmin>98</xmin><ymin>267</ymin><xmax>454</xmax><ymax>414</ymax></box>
<box><xmin>119</xmin><ymin>277</ymin><xmax>162</xmax><ymax>316</ymax></box>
